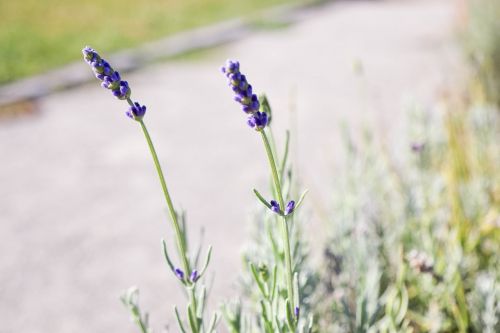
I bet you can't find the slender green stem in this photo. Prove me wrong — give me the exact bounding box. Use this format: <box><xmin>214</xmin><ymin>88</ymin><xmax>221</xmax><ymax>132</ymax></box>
<box><xmin>137</xmin><ymin>318</ymin><xmax>149</xmax><ymax>333</ymax></box>
<box><xmin>139</xmin><ymin>120</ymin><xmax>190</xmax><ymax>275</ymax></box>
<box><xmin>139</xmin><ymin>119</ymin><xmax>202</xmax><ymax>331</ymax></box>
<box><xmin>260</xmin><ymin>130</ymin><xmax>295</xmax><ymax>311</ymax></box>
<box><xmin>189</xmin><ymin>288</ymin><xmax>199</xmax><ymax>333</ymax></box>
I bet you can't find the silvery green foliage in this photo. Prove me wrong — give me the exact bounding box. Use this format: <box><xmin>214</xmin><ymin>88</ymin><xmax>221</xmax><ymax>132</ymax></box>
<box><xmin>223</xmin><ymin>96</ymin><xmax>318</xmax><ymax>333</ymax></box>
<box><xmin>318</xmin><ymin>103</ymin><xmax>499</xmax><ymax>332</ymax></box>
<box><xmin>463</xmin><ymin>0</ymin><xmax>500</xmax><ymax>107</ymax></box>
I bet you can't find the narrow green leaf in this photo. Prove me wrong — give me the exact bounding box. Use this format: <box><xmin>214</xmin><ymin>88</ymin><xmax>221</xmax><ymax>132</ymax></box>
<box><xmin>307</xmin><ymin>314</ymin><xmax>314</xmax><ymax>333</ymax></box>
<box><xmin>197</xmin><ymin>286</ymin><xmax>206</xmax><ymax>319</ymax></box>
<box><xmin>207</xmin><ymin>312</ymin><xmax>220</xmax><ymax>333</ymax></box>
<box><xmin>270</xmin><ymin>265</ymin><xmax>278</xmax><ymax>302</ymax></box>
<box><xmin>395</xmin><ymin>287</ymin><xmax>408</xmax><ymax>324</ymax></box>
<box><xmin>174</xmin><ymin>306</ymin><xmax>187</xmax><ymax>333</ymax></box>
<box><xmin>294</xmin><ymin>189</ymin><xmax>309</xmax><ymax>211</ymax></box>
<box><xmin>279</xmin><ymin>130</ymin><xmax>290</xmax><ymax>179</ymax></box>
<box><xmin>253</xmin><ymin>188</ymin><xmax>273</xmax><ymax>210</ymax></box>
<box><xmin>199</xmin><ymin>245</ymin><xmax>213</xmax><ymax>278</ymax></box>
<box><xmin>260</xmin><ymin>300</ymin><xmax>273</xmax><ymax>333</ymax></box>
<box><xmin>285</xmin><ymin>299</ymin><xmax>296</xmax><ymax>332</ymax></box>
<box><xmin>161</xmin><ymin>239</ymin><xmax>176</xmax><ymax>273</ymax></box>
<box><xmin>249</xmin><ymin>262</ymin><xmax>268</xmax><ymax>298</ymax></box>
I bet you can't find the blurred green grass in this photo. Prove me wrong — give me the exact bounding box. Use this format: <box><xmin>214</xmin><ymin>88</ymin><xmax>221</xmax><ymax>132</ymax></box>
<box><xmin>0</xmin><ymin>0</ymin><xmax>300</xmax><ymax>84</ymax></box>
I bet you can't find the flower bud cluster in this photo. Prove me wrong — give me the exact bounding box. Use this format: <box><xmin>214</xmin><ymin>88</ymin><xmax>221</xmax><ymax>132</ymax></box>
<box><xmin>82</xmin><ymin>46</ymin><xmax>130</xmax><ymax>100</ymax></box>
<box><xmin>82</xmin><ymin>46</ymin><xmax>146</xmax><ymax>121</ymax></box>
<box><xmin>270</xmin><ymin>200</ymin><xmax>296</xmax><ymax>216</ymax></box>
<box><xmin>221</xmin><ymin>60</ymin><xmax>268</xmax><ymax>130</ymax></box>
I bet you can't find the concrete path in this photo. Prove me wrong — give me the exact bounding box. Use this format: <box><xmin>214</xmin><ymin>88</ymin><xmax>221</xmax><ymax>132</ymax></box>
<box><xmin>0</xmin><ymin>1</ymin><xmax>461</xmax><ymax>332</ymax></box>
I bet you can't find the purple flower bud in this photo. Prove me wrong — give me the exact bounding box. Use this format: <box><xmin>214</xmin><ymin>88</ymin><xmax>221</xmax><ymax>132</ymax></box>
<box><xmin>101</xmin><ymin>71</ymin><xmax>121</xmax><ymax>89</ymax></box>
<box><xmin>112</xmin><ymin>81</ymin><xmax>131</xmax><ymax>100</ymax></box>
<box><xmin>82</xmin><ymin>46</ymin><xmax>99</xmax><ymax>63</ymax></box>
<box><xmin>411</xmin><ymin>142</ymin><xmax>425</xmax><ymax>153</ymax></box>
<box><xmin>270</xmin><ymin>200</ymin><xmax>281</xmax><ymax>214</ymax></box>
<box><xmin>190</xmin><ymin>270</ymin><xmax>199</xmax><ymax>283</ymax></box>
<box><xmin>285</xmin><ymin>200</ymin><xmax>295</xmax><ymax>215</ymax></box>
<box><xmin>247</xmin><ymin>112</ymin><xmax>268</xmax><ymax>130</ymax></box>
<box><xmin>294</xmin><ymin>306</ymin><xmax>300</xmax><ymax>318</ymax></box>
<box><xmin>126</xmin><ymin>102</ymin><xmax>147</xmax><ymax>121</ymax></box>
<box><xmin>175</xmin><ymin>268</ymin><xmax>185</xmax><ymax>280</ymax></box>
<box><xmin>224</xmin><ymin>59</ymin><xmax>239</xmax><ymax>73</ymax></box>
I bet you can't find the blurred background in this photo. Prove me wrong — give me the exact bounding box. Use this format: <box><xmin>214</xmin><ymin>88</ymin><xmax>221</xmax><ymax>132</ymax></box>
<box><xmin>0</xmin><ymin>0</ymin><xmax>498</xmax><ymax>332</ymax></box>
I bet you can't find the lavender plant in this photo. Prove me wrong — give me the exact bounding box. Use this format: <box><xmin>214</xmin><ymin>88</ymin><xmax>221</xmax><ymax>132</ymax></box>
<box><xmin>220</xmin><ymin>60</ymin><xmax>312</xmax><ymax>332</ymax></box>
<box><xmin>317</xmin><ymin>102</ymin><xmax>499</xmax><ymax>332</ymax></box>
<box><xmin>224</xmin><ymin>123</ymin><xmax>319</xmax><ymax>333</ymax></box>
<box><xmin>82</xmin><ymin>46</ymin><xmax>219</xmax><ymax>333</ymax></box>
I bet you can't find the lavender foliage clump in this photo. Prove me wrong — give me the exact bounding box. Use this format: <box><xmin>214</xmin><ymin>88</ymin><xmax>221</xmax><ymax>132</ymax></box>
<box><xmin>221</xmin><ymin>59</ymin><xmax>268</xmax><ymax>130</ymax></box>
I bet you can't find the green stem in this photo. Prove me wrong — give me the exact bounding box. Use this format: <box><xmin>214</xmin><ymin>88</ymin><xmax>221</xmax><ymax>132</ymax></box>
<box><xmin>137</xmin><ymin>318</ymin><xmax>149</xmax><ymax>333</ymax></box>
<box><xmin>260</xmin><ymin>130</ymin><xmax>295</xmax><ymax>311</ymax></box>
<box><xmin>139</xmin><ymin>120</ymin><xmax>190</xmax><ymax>274</ymax></box>
<box><xmin>189</xmin><ymin>288</ymin><xmax>200</xmax><ymax>333</ymax></box>
<box><xmin>139</xmin><ymin>119</ymin><xmax>202</xmax><ymax>331</ymax></box>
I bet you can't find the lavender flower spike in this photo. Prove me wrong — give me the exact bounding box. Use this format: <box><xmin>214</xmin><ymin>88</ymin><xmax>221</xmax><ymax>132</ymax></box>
<box><xmin>285</xmin><ymin>200</ymin><xmax>296</xmax><ymax>215</ymax></box>
<box><xmin>82</xmin><ymin>46</ymin><xmax>147</xmax><ymax>121</ymax></box>
<box><xmin>82</xmin><ymin>46</ymin><xmax>131</xmax><ymax>100</ymax></box>
<box><xmin>221</xmin><ymin>59</ymin><xmax>267</xmax><ymax>129</ymax></box>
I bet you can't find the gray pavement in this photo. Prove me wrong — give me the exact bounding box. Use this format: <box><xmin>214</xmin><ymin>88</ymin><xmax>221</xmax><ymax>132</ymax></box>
<box><xmin>0</xmin><ymin>1</ymin><xmax>461</xmax><ymax>332</ymax></box>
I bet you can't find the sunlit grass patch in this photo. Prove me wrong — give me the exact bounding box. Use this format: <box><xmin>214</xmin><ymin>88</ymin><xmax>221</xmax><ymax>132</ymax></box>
<box><xmin>0</xmin><ymin>0</ymin><xmax>302</xmax><ymax>84</ymax></box>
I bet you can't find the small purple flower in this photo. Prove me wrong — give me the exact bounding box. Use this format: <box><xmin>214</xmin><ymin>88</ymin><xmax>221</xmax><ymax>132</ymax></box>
<box><xmin>126</xmin><ymin>102</ymin><xmax>147</xmax><ymax>121</ymax></box>
<box><xmin>82</xmin><ymin>46</ymin><xmax>98</xmax><ymax>64</ymax></box>
<box><xmin>247</xmin><ymin>112</ymin><xmax>268</xmax><ymax>130</ymax></box>
<box><xmin>285</xmin><ymin>200</ymin><xmax>295</xmax><ymax>215</ymax></box>
<box><xmin>175</xmin><ymin>268</ymin><xmax>185</xmax><ymax>280</ymax></box>
<box><xmin>101</xmin><ymin>71</ymin><xmax>121</xmax><ymax>89</ymax></box>
<box><xmin>294</xmin><ymin>306</ymin><xmax>300</xmax><ymax>318</ymax></box>
<box><xmin>112</xmin><ymin>81</ymin><xmax>131</xmax><ymax>100</ymax></box>
<box><xmin>190</xmin><ymin>270</ymin><xmax>199</xmax><ymax>283</ymax></box>
<box><xmin>270</xmin><ymin>200</ymin><xmax>281</xmax><ymax>214</ymax></box>
<box><xmin>221</xmin><ymin>60</ymin><xmax>267</xmax><ymax>129</ymax></box>
<box><xmin>411</xmin><ymin>142</ymin><xmax>425</xmax><ymax>153</ymax></box>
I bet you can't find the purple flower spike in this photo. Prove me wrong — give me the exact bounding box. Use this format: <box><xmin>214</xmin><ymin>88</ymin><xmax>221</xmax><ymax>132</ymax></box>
<box><xmin>270</xmin><ymin>200</ymin><xmax>281</xmax><ymax>214</ymax></box>
<box><xmin>221</xmin><ymin>59</ymin><xmax>266</xmax><ymax>128</ymax></box>
<box><xmin>190</xmin><ymin>270</ymin><xmax>199</xmax><ymax>283</ymax></box>
<box><xmin>82</xmin><ymin>46</ymin><xmax>136</xmax><ymax>105</ymax></box>
<box><xmin>285</xmin><ymin>200</ymin><xmax>295</xmax><ymax>215</ymax></box>
<box><xmin>175</xmin><ymin>268</ymin><xmax>185</xmax><ymax>280</ymax></box>
<box><xmin>247</xmin><ymin>112</ymin><xmax>268</xmax><ymax>131</ymax></box>
<box><xmin>294</xmin><ymin>306</ymin><xmax>300</xmax><ymax>318</ymax></box>
<box><xmin>126</xmin><ymin>102</ymin><xmax>147</xmax><ymax>121</ymax></box>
